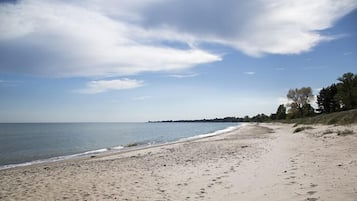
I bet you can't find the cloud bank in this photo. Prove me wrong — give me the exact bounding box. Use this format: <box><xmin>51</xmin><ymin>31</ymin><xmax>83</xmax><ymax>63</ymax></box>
<box><xmin>0</xmin><ymin>0</ymin><xmax>356</xmax><ymax>78</ymax></box>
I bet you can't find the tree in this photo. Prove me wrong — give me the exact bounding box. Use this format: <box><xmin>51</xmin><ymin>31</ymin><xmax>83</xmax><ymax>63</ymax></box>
<box><xmin>251</xmin><ymin>113</ymin><xmax>270</xmax><ymax>122</ymax></box>
<box><xmin>335</xmin><ymin>72</ymin><xmax>357</xmax><ymax>110</ymax></box>
<box><xmin>302</xmin><ymin>104</ymin><xmax>315</xmax><ymax>117</ymax></box>
<box><xmin>275</xmin><ymin>104</ymin><xmax>287</xmax><ymax>120</ymax></box>
<box><xmin>287</xmin><ymin>87</ymin><xmax>314</xmax><ymax>118</ymax></box>
<box><xmin>317</xmin><ymin>84</ymin><xmax>340</xmax><ymax>113</ymax></box>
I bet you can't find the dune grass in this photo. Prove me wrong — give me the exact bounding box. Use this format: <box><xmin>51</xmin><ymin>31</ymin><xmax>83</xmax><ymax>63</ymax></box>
<box><xmin>337</xmin><ymin>129</ymin><xmax>355</xmax><ymax>136</ymax></box>
<box><xmin>293</xmin><ymin>126</ymin><xmax>314</xmax><ymax>133</ymax></box>
<box><xmin>283</xmin><ymin>109</ymin><xmax>357</xmax><ymax>125</ymax></box>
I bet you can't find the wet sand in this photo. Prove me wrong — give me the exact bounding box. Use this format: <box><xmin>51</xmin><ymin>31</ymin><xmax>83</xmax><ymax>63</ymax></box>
<box><xmin>1</xmin><ymin>123</ymin><xmax>357</xmax><ymax>200</ymax></box>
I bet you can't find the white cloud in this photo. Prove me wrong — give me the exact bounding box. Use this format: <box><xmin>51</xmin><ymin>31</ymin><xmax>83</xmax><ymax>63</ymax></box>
<box><xmin>315</xmin><ymin>88</ymin><xmax>323</xmax><ymax>93</ymax></box>
<box><xmin>244</xmin><ymin>71</ymin><xmax>256</xmax><ymax>75</ymax></box>
<box><xmin>0</xmin><ymin>0</ymin><xmax>220</xmax><ymax>78</ymax></box>
<box><xmin>140</xmin><ymin>0</ymin><xmax>357</xmax><ymax>56</ymax></box>
<box><xmin>277</xmin><ymin>95</ymin><xmax>318</xmax><ymax>108</ymax></box>
<box><xmin>277</xmin><ymin>97</ymin><xmax>290</xmax><ymax>105</ymax></box>
<box><xmin>312</xmin><ymin>95</ymin><xmax>318</xmax><ymax>109</ymax></box>
<box><xmin>275</xmin><ymin>67</ymin><xmax>285</xmax><ymax>71</ymax></box>
<box><xmin>0</xmin><ymin>0</ymin><xmax>356</xmax><ymax>78</ymax></box>
<box><xmin>76</xmin><ymin>79</ymin><xmax>144</xmax><ymax>94</ymax></box>
<box><xmin>343</xmin><ymin>51</ymin><xmax>353</xmax><ymax>55</ymax></box>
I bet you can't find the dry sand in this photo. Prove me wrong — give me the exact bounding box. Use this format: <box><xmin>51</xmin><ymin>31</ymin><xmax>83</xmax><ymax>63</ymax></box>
<box><xmin>1</xmin><ymin>123</ymin><xmax>357</xmax><ymax>201</ymax></box>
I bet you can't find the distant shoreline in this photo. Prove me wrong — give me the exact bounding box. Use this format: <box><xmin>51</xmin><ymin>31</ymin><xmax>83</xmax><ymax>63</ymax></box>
<box><xmin>149</xmin><ymin>117</ymin><xmax>244</xmax><ymax>123</ymax></box>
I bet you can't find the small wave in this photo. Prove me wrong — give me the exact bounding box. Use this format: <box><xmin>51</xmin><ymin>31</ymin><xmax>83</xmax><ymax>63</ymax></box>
<box><xmin>0</xmin><ymin>146</ymin><xmax>124</xmax><ymax>170</ymax></box>
<box><xmin>112</xmin><ymin>146</ymin><xmax>124</xmax><ymax>150</ymax></box>
<box><xmin>0</xmin><ymin>124</ymin><xmax>243</xmax><ymax>170</ymax></box>
<box><xmin>179</xmin><ymin>124</ymin><xmax>242</xmax><ymax>141</ymax></box>
<box><xmin>83</xmin><ymin>148</ymin><xmax>108</xmax><ymax>155</ymax></box>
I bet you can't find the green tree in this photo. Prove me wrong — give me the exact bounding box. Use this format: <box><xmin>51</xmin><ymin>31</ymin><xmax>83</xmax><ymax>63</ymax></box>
<box><xmin>276</xmin><ymin>104</ymin><xmax>287</xmax><ymax>120</ymax></box>
<box><xmin>252</xmin><ymin>113</ymin><xmax>270</xmax><ymax>122</ymax></box>
<box><xmin>335</xmin><ymin>72</ymin><xmax>357</xmax><ymax>110</ymax></box>
<box><xmin>317</xmin><ymin>84</ymin><xmax>340</xmax><ymax>113</ymax></box>
<box><xmin>302</xmin><ymin>104</ymin><xmax>315</xmax><ymax>117</ymax></box>
<box><xmin>287</xmin><ymin>87</ymin><xmax>314</xmax><ymax>118</ymax></box>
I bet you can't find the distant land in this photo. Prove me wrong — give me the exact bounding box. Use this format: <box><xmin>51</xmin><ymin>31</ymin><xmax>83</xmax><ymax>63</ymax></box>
<box><xmin>150</xmin><ymin>109</ymin><xmax>357</xmax><ymax>125</ymax></box>
<box><xmin>149</xmin><ymin>116</ymin><xmax>261</xmax><ymax>123</ymax></box>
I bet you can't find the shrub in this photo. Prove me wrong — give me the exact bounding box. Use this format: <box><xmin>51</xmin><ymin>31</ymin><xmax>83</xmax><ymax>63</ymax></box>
<box><xmin>322</xmin><ymin>129</ymin><xmax>334</xmax><ymax>135</ymax></box>
<box><xmin>337</xmin><ymin>129</ymin><xmax>354</xmax><ymax>136</ymax></box>
<box><xmin>293</xmin><ymin>126</ymin><xmax>314</xmax><ymax>133</ymax></box>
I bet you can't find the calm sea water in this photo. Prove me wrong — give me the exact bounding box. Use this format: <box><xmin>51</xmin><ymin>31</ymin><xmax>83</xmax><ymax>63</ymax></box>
<box><xmin>0</xmin><ymin>122</ymin><xmax>240</xmax><ymax>168</ymax></box>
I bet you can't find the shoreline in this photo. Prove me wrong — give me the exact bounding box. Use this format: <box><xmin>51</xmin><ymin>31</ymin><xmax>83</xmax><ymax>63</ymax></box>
<box><xmin>1</xmin><ymin>123</ymin><xmax>357</xmax><ymax>200</ymax></box>
<box><xmin>0</xmin><ymin>123</ymin><xmax>244</xmax><ymax>171</ymax></box>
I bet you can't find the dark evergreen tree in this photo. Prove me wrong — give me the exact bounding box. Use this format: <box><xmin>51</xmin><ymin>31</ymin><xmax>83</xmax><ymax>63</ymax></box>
<box><xmin>335</xmin><ymin>72</ymin><xmax>357</xmax><ymax>110</ymax></box>
<box><xmin>317</xmin><ymin>84</ymin><xmax>340</xmax><ymax>113</ymax></box>
<box><xmin>276</xmin><ymin>104</ymin><xmax>287</xmax><ymax>120</ymax></box>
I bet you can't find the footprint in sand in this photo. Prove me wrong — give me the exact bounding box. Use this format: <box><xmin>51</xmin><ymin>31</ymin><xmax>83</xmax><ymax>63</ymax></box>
<box><xmin>307</xmin><ymin>191</ymin><xmax>317</xmax><ymax>195</ymax></box>
<box><xmin>306</xmin><ymin>197</ymin><xmax>319</xmax><ymax>201</ymax></box>
<box><xmin>310</xmin><ymin>183</ymin><xmax>318</xmax><ymax>188</ymax></box>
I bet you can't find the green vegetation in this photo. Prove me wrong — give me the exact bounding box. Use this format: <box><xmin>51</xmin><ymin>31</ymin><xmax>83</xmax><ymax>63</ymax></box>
<box><xmin>317</xmin><ymin>72</ymin><xmax>357</xmax><ymax>113</ymax></box>
<box><xmin>337</xmin><ymin>129</ymin><xmax>355</xmax><ymax>136</ymax></box>
<box><xmin>275</xmin><ymin>104</ymin><xmax>287</xmax><ymax>120</ymax></box>
<box><xmin>283</xmin><ymin>109</ymin><xmax>357</xmax><ymax>125</ymax></box>
<box><xmin>317</xmin><ymin>84</ymin><xmax>340</xmax><ymax>113</ymax></box>
<box><xmin>151</xmin><ymin>72</ymin><xmax>356</xmax><ymax>125</ymax></box>
<box><xmin>286</xmin><ymin>87</ymin><xmax>315</xmax><ymax>119</ymax></box>
<box><xmin>276</xmin><ymin>72</ymin><xmax>357</xmax><ymax>125</ymax></box>
<box><xmin>150</xmin><ymin>114</ymin><xmax>271</xmax><ymax>123</ymax></box>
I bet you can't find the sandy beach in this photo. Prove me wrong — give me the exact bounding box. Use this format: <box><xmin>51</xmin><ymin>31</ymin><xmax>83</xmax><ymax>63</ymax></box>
<box><xmin>1</xmin><ymin>123</ymin><xmax>357</xmax><ymax>201</ymax></box>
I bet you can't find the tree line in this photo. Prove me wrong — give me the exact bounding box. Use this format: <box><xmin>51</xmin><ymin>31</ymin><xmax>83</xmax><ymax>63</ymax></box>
<box><xmin>248</xmin><ymin>72</ymin><xmax>356</xmax><ymax>122</ymax></box>
<box><xmin>272</xmin><ymin>72</ymin><xmax>357</xmax><ymax>121</ymax></box>
<box><xmin>150</xmin><ymin>72</ymin><xmax>356</xmax><ymax>123</ymax></box>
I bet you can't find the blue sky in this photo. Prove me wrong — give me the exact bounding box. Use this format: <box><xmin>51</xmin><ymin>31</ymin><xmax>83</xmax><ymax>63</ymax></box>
<box><xmin>0</xmin><ymin>0</ymin><xmax>356</xmax><ymax>122</ymax></box>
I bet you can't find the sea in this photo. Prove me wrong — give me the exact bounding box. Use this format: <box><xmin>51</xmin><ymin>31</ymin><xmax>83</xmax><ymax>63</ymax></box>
<box><xmin>0</xmin><ymin>122</ymin><xmax>241</xmax><ymax>169</ymax></box>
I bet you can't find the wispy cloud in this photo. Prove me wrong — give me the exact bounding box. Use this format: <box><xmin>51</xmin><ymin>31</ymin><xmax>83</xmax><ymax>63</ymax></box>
<box><xmin>303</xmin><ymin>66</ymin><xmax>326</xmax><ymax>70</ymax></box>
<box><xmin>0</xmin><ymin>80</ymin><xmax>21</xmax><ymax>87</ymax></box>
<box><xmin>343</xmin><ymin>51</ymin><xmax>353</xmax><ymax>56</ymax></box>
<box><xmin>76</xmin><ymin>79</ymin><xmax>144</xmax><ymax>94</ymax></box>
<box><xmin>244</xmin><ymin>71</ymin><xmax>256</xmax><ymax>75</ymax></box>
<box><xmin>275</xmin><ymin>67</ymin><xmax>285</xmax><ymax>71</ymax></box>
<box><xmin>168</xmin><ymin>73</ymin><xmax>199</xmax><ymax>78</ymax></box>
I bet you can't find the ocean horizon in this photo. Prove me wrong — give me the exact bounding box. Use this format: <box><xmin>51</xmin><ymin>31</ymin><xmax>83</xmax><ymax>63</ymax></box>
<box><xmin>0</xmin><ymin>122</ymin><xmax>241</xmax><ymax>169</ymax></box>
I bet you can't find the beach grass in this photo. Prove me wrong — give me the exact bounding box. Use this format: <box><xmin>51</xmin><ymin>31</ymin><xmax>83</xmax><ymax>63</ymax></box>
<box><xmin>337</xmin><ymin>129</ymin><xmax>355</xmax><ymax>136</ymax></box>
<box><xmin>283</xmin><ymin>109</ymin><xmax>357</xmax><ymax>125</ymax></box>
<box><xmin>293</xmin><ymin>126</ymin><xmax>314</xmax><ymax>133</ymax></box>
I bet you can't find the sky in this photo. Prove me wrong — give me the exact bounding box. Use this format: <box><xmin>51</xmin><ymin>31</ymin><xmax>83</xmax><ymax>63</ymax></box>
<box><xmin>0</xmin><ymin>0</ymin><xmax>356</xmax><ymax>122</ymax></box>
